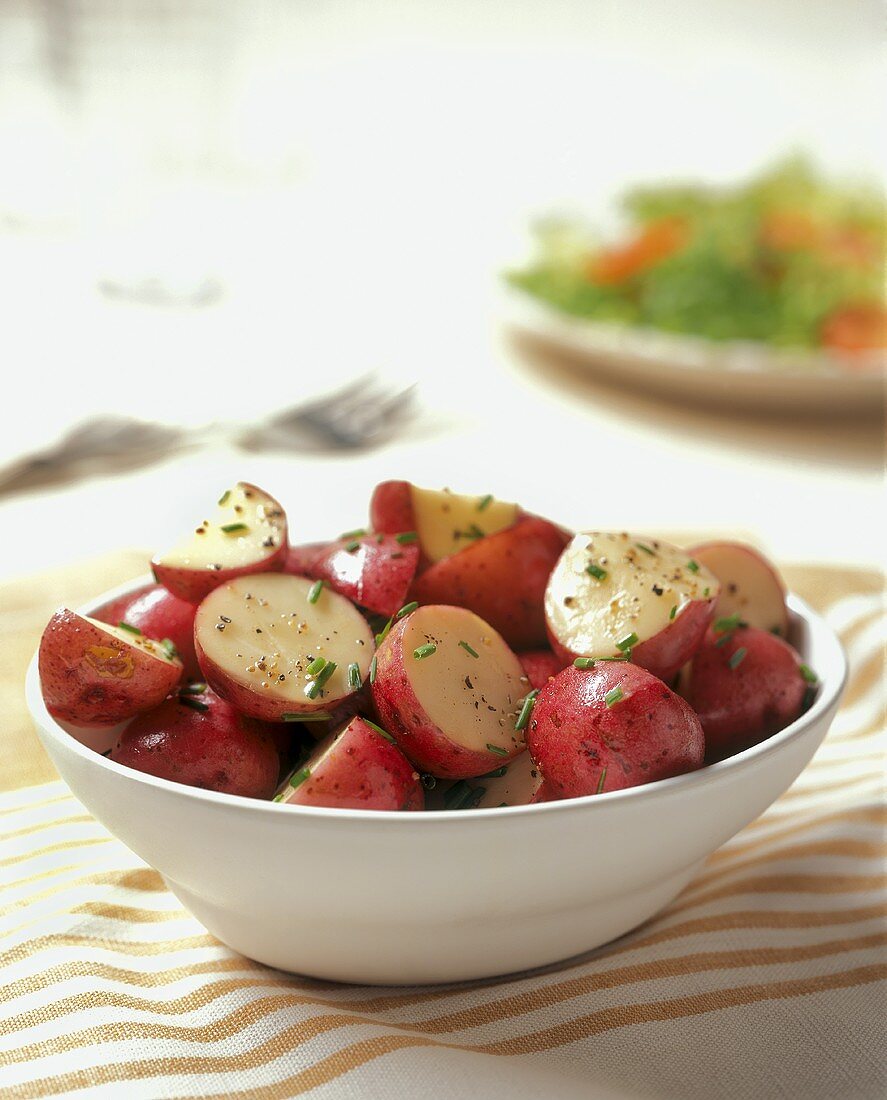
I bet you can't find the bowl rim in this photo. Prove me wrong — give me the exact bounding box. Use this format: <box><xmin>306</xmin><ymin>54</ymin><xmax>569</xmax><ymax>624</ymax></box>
<box><xmin>26</xmin><ymin>574</ymin><xmax>847</xmax><ymax>827</ymax></box>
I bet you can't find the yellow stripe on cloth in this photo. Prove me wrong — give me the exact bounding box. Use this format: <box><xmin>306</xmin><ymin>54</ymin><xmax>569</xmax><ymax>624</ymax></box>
<box><xmin>0</xmin><ymin>558</ymin><xmax>884</xmax><ymax>1099</ymax></box>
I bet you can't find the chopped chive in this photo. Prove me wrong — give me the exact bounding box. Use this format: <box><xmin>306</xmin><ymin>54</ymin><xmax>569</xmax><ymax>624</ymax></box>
<box><xmin>616</xmin><ymin>632</ymin><xmax>638</xmax><ymax>652</ymax></box>
<box><xmin>514</xmin><ymin>689</ymin><xmax>539</xmax><ymax>731</ymax></box>
<box><xmin>362</xmin><ymin>718</ymin><xmax>396</xmax><ymax>743</ymax></box>
<box><xmin>715</xmin><ymin>632</ymin><xmax>734</xmax><ymax>648</ymax></box>
<box><xmin>339</xmin><ymin>528</ymin><xmax>367</xmax><ymax>540</ymax></box>
<box><xmin>728</xmin><ymin>647</ymin><xmax>748</xmax><ymax>669</ymax></box>
<box><xmin>595</xmin><ymin>767</ymin><xmax>608</xmax><ymax>794</ymax></box>
<box><xmin>486</xmin><ymin>743</ymin><xmax>508</xmax><ymax>757</ymax></box>
<box><xmin>348</xmin><ymin>662</ymin><xmax>362</xmax><ymax>690</ymax></box>
<box><xmin>306</xmin><ymin>656</ymin><xmax>327</xmax><ymax>676</ymax></box>
<box><xmin>180</xmin><ymin>682</ymin><xmax>207</xmax><ymax>695</ymax></box>
<box><xmin>669</xmin><ymin>605</ymin><xmax>678</xmax><ymax>620</ymax></box>
<box><xmin>714</xmin><ymin>613</ymin><xmax>744</xmax><ymax>634</ymax></box>
<box><xmin>117</xmin><ymin>621</ymin><xmax>142</xmax><ymax>636</ymax></box>
<box><xmin>593</xmin><ymin>654</ymin><xmax>629</xmax><ymax>662</ymax></box>
<box><xmin>703</xmin><ymin>587</ymin><xmax>710</xmax><ymax>597</ymax></box>
<box><xmin>395</xmin><ymin>531</ymin><xmax>418</xmax><ymax>544</ymax></box>
<box><xmin>799</xmin><ymin>664</ymin><xmax>818</xmax><ymax>684</ymax></box>
<box><xmin>574</xmin><ymin>657</ymin><xmax>596</xmax><ymax>669</ymax></box>
<box><xmin>221</xmin><ymin>522</ymin><xmax>249</xmax><ymax>534</ymax></box>
<box><xmin>376</xmin><ymin>533</ymin><xmax>384</xmax><ymax>543</ymax></box>
<box><xmin>281</xmin><ymin>711</ymin><xmax>331</xmax><ymax>722</ymax></box>
<box><xmin>160</xmin><ymin>638</ymin><xmax>179</xmax><ymax>661</ymax></box>
<box><xmin>585</xmin><ymin>563</ymin><xmax>608</xmax><ymax>581</ymax></box>
<box><xmin>413</xmin><ymin>643</ymin><xmax>437</xmax><ymax>660</ymax></box>
<box><xmin>396</xmin><ymin>601</ymin><xmax>418</xmax><ymax>619</ymax></box>
<box><xmin>477</xmin><ymin>493</ymin><xmax>494</xmax><ymax>511</ymax></box>
<box><xmin>604</xmin><ymin>686</ymin><xmax>624</xmax><ymax>708</ymax></box>
<box><xmin>477</xmin><ymin>766</ymin><xmax>507</xmax><ymax>779</ymax></box>
<box><xmin>288</xmin><ymin>767</ymin><xmax>311</xmax><ymax>790</ymax></box>
<box><xmin>343</xmin><ymin>541</ymin><xmax>361</xmax><ymax>553</ymax></box>
<box><xmin>458</xmin><ymin>640</ymin><xmax>479</xmax><ymax>658</ymax></box>
<box><xmin>305</xmin><ymin>682</ymin><xmax>321</xmax><ymax>700</ymax></box>
<box><xmin>687</xmin><ymin>559</ymin><xmax>700</xmax><ymax>573</ymax></box>
<box><xmin>802</xmin><ymin>685</ymin><xmax>817</xmax><ymax>711</ymax></box>
<box><xmin>218</xmin><ymin>490</ymin><xmax>231</xmax><ymax>506</ymax></box>
<box><xmin>272</xmin><ymin>792</ymin><xmax>284</xmax><ymax>802</ymax></box>
<box><xmin>315</xmin><ymin>661</ymin><xmax>338</xmax><ymax>689</ymax></box>
<box><xmin>375</xmin><ymin>616</ymin><xmax>394</xmax><ymax>646</ymax></box>
<box><xmin>770</xmin><ymin>626</ymin><xmax>783</xmax><ymax>636</ymax></box>
<box><xmin>179</xmin><ymin>695</ymin><xmax>209</xmax><ymax>712</ymax></box>
<box><xmin>369</xmin><ymin>655</ymin><xmax>377</xmax><ymax>685</ymax></box>
<box><xmin>459</xmin><ymin>523</ymin><xmax>484</xmax><ymax>540</ymax></box>
<box><xmin>443</xmin><ymin>780</ymin><xmax>473</xmax><ymax>810</ymax></box>
<box><xmin>307</xmin><ymin>579</ymin><xmax>324</xmax><ymax>604</ymax></box>
<box><xmin>636</xmin><ymin>542</ymin><xmax>656</xmax><ymax>555</ymax></box>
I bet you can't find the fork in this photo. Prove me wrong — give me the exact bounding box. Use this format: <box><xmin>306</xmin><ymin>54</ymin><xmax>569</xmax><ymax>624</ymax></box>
<box><xmin>0</xmin><ymin>374</ymin><xmax>418</xmax><ymax>495</ymax></box>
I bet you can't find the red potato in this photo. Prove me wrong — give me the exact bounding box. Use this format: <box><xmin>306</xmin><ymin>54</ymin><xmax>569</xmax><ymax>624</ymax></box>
<box><xmin>473</xmin><ymin>750</ymin><xmax>544</xmax><ymax>808</ymax></box>
<box><xmin>283</xmin><ymin>535</ymin><xmax>420</xmax><ymax>619</ymax></box>
<box><xmin>371</xmin><ymin>604</ymin><xmax>528</xmax><ymax>778</ymax></box>
<box><xmin>152</xmin><ymin>482</ymin><xmax>288</xmax><ymax>603</ymax></box>
<box><xmin>369</xmin><ymin>480</ymin><xmax>415</xmax><ymax>536</ymax></box>
<box><xmin>518</xmin><ymin>649</ymin><xmax>567</xmax><ymax>690</ymax></box>
<box><xmin>276</xmin><ymin>716</ymin><xmax>424</xmax><ymax>811</ymax></box>
<box><xmin>412</xmin><ymin>517</ymin><xmax>569</xmax><ymax>649</ymax></box>
<box><xmin>679</xmin><ymin>626</ymin><xmax>809</xmax><ymax>760</ymax></box>
<box><xmin>93</xmin><ymin>583</ymin><xmax>200</xmax><ymax>681</ymax></box>
<box><xmin>370</xmin><ymin>481</ymin><xmax>520</xmax><ymax>564</ymax></box>
<box><xmin>545</xmin><ymin>532</ymin><xmax>718</xmax><ymax>681</ymax></box>
<box><xmin>528</xmin><ymin>663</ymin><xmax>705</xmax><ymax>799</ymax></box>
<box><xmin>689</xmin><ymin>541</ymin><xmax>789</xmax><ymax>637</ymax></box>
<box><xmin>284</xmin><ymin>542</ymin><xmax>329</xmax><ymax>577</ymax></box>
<box><xmin>194</xmin><ymin>573</ymin><xmax>374</xmax><ymax>722</ymax></box>
<box><xmin>39</xmin><ymin>610</ymin><xmax>182</xmax><ymax>727</ymax></box>
<box><xmin>112</xmin><ymin>689</ymin><xmax>279</xmax><ymax>798</ymax></box>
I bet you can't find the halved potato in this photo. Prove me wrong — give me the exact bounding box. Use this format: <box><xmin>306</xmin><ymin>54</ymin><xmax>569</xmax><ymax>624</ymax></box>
<box><xmin>545</xmin><ymin>532</ymin><xmax>718</xmax><ymax>681</ymax></box>
<box><xmin>39</xmin><ymin>610</ymin><xmax>182</xmax><ymax>726</ymax></box>
<box><xmin>370</xmin><ymin>604</ymin><xmax>528</xmax><ymax>778</ymax></box>
<box><xmin>689</xmin><ymin>541</ymin><xmax>789</xmax><ymax>636</ymax></box>
<box><xmin>152</xmin><ymin>482</ymin><xmax>287</xmax><ymax>603</ymax></box>
<box><xmin>194</xmin><ymin>573</ymin><xmax>374</xmax><ymax>722</ymax></box>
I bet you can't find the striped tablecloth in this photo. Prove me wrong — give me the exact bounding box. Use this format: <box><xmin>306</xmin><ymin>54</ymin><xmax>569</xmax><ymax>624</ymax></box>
<box><xmin>1</xmin><ymin>554</ymin><xmax>884</xmax><ymax>1099</ymax></box>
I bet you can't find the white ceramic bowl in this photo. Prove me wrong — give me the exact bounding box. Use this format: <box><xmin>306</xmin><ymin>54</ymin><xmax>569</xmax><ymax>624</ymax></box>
<box><xmin>27</xmin><ymin>579</ymin><xmax>846</xmax><ymax>985</ymax></box>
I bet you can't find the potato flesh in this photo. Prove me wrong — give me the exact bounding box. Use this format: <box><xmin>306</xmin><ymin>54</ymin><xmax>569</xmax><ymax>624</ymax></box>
<box><xmin>545</xmin><ymin>532</ymin><xmax>718</xmax><ymax>657</ymax></box>
<box><xmin>410</xmin><ymin>486</ymin><xmax>518</xmax><ymax>563</ymax></box>
<box><xmin>84</xmin><ymin>616</ymin><xmax>177</xmax><ymax>665</ymax></box>
<box><xmin>692</xmin><ymin>544</ymin><xmax>787</xmax><ymax>634</ymax></box>
<box><xmin>159</xmin><ymin>483</ymin><xmax>285</xmax><ymax>570</ymax></box>
<box><xmin>195</xmin><ymin>574</ymin><xmax>373</xmax><ymax>709</ymax></box>
<box><xmin>401</xmin><ymin>606</ymin><xmax>527</xmax><ymax>753</ymax></box>
<box><xmin>473</xmin><ymin>751</ymin><xmax>543</xmax><ymax>808</ymax></box>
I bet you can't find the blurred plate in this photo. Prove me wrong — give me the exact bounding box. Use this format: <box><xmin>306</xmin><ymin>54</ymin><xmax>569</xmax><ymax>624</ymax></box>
<box><xmin>502</xmin><ymin>287</ymin><xmax>885</xmax><ymax>416</ymax></box>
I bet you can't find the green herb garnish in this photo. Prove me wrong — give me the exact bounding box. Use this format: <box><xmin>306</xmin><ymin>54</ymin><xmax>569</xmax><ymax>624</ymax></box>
<box><xmin>669</xmin><ymin>605</ymin><xmax>678</xmax><ymax>620</ymax></box>
<box><xmin>604</xmin><ymin>686</ymin><xmax>624</xmax><ymax>708</ymax></box>
<box><xmin>179</xmin><ymin>695</ymin><xmax>209</xmax><ymax>713</ymax></box>
<box><xmin>343</xmin><ymin>541</ymin><xmax>361</xmax><ymax>553</ymax></box>
<box><xmin>595</xmin><ymin>767</ymin><xmax>608</xmax><ymax>794</ymax></box>
<box><xmin>117</xmin><ymin>621</ymin><xmax>142</xmax><ymax>636</ymax></box>
<box><xmin>307</xmin><ymin>579</ymin><xmax>324</xmax><ymax>604</ymax></box>
<box><xmin>413</xmin><ymin>643</ymin><xmax>437</xmax><ymax>660</ymax></box>
<box><xmin>728</xmin><ymin>647</ymin><xmax>748</xmax><ymax>669</ymax></box>
<box><xmin>616</xmin><ymin>632</ymin><xmax>638</xmax><ymax>652</ymax></box>
<box><xmin>715</xmin><ymin>632</ymin><xmax>734</xmax><ymax>648</ymax></box>
<box><xmin>714</xmin><ymin>613</ymin><xmax>744</xmax><ymax>634</ymax></box>
<box><xmin>477</xmin><ymin>766</ymin><xmax>507</xmax><ymax>779</ymax></box>
<box><xmin>396</xmin><ymin>601</ymin><xmax>418</xmax><ymax>619</ymax></box>
<box><xmin>180</xmin><ymin>682</ymin><xmax>207</xmax><ymax>695</ymax></box>
<box><xmin>369</xmin><ymin>655</ymin><xmax>377</xmax><ymax>684</ymax></box>
<box><xmin>348</xmin><ymin>662</ymin><xmax>362</xmax><ymax>690</ymax></box>
<box><xmin>514</xmin><ymin>689</ymin><xmax>540</xmax><ymax>731</ymax></box>
<box><xmin>395</xmin><ymin>531</ymin><xmax>418</xmax><ymax>544</ymax></box>
<box><xmin>636</xmin><ymin>542</ymin><xmax>656</xmax><ymax>555</ymax></box>
<box><xmin>288</xmin><ymin>767</ymin><xmax>311</xmax><ymax>790</ymax></box>
<box><xmin>486</xmin><ymin>743</ymin><xmax>508</xmax><ymax>757</ymax></box>
<box><xmin>362</xmin><ymin>718</ymin><xmax>396</xmax><ymax>743</ymax></box>
<box><xmin>458</xmin><ymin>640</ymin><xmax>479</xmax><ymax>658</ymax></box>
<box><xmin>687</xmin><ymin>559</ymin><xmax>700</xmax><ymax>573</ymax></box>
<box><xmin>339</xmin><ymin>528</ymin><xmax>367</xmax><ymax>541</ymax></box>
<box><xmin>374</xmin><ymin>616</ymin><xmax>394</xmax><ymax>646</ymax></box>
<box><xmin>574</xmin><ymin>657</ymin><xmax>596</xmax><ymax>669</ymax></box>
<box><xmin>218</xmin><ymin>490</ymin><xmax>231</xmax><ymax>506</ymax></box>
<box><xmin>477</xmin><ymin>494</ymin><xmax>494</xmax><ymax>511</ymax></box>
<box><xmin>443</xmin><ymin>780</ymin><xmax>474</xmax><ymax>810</ymax></box>
<box><xmin>160</xmin><ymin>638</ymin><xmax>179</xmax><ymax>661</ymax></box>
<box><xmin>281</xmin><ymin>711</ymin><xmax>331</xmax><ymax>722</ymax></box>
<box><xmin>306</xmin><ymin>656</ymin><xmax>327</xmax><ymax>676</ymax></box>
<box><xmin>799</xmin><ymin>664</ymin><xmax>818</xmax><ymax>684</ymax></box>
<box><xmin>221</xmin><ymin>522</ymin><xmax>248</xmax><ymax>534</ymax></box>
<box><xmin>586</xmin><ymin>563</ymin><xmax>608</xmax><ymax>580</ymax></box>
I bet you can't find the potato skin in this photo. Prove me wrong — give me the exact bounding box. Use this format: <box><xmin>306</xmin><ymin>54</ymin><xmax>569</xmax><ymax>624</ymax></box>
<box><xmin>689</xmin><ymin>541</ymin><xmax>789</xmax><ymax>637</ymax></box>
<box><xmin>528</xmin><ymin>664</ymin><xmax>705</xmax><ymax>798</ymax></box>
<box><xmin>112</xmin><ymin>690</ymin><xmax>279</xmax><ymax>798</ymax></box>
<box><xmin>369</xmin><ymin>480</ymin><xmax>415</xmax><ymax>536</ymax></box>
<box><xmin>284</xmin><ymin>716</ymin><xmax>424</xmax><ymax>811</ymax></box>
<box><xmin>93</xmin><ymin>584</ymin><xmax>200</xmax><ymax>681</ymax></box>
<box><xmin>39</xmin><ymin>609</ymin><xmax>182</xmax><ymax>727</ymax></box>
<box><xmin>283</xmin><ymin>535</ymin><xmax>420</xmax><ymax>619</ymax></box>
<box><xmin>679</xmin><ymin>626</ymin><xmax>808</xmax><ymax>760</ymax></box>
<box><xmin>370</xmin><ymin>615</ymin><xmax>524</xmax><ymax>779</ymax></box>
<box><xmin>412</xmin><ymin>516</ymin><xmax>569</xmax><ymax>649</ymax></box>
<box><xmin>518</xmin><ymin>649</ymin><xmax>567</xmax><ymax>690</ymax></box>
